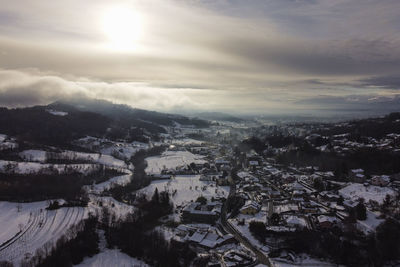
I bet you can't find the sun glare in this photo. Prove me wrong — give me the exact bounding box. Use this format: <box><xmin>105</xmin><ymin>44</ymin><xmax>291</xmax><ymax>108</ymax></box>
<box><xmin>102</xmin><ymin>7</ymin><xmax>142</xmax><ymax>51</ymax></box>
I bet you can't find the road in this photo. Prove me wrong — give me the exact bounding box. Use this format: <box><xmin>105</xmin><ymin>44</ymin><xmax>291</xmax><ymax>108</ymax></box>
<box><xmin>220</xmin><ymin>182</ymin><xmax>274</xmax><ymax>267</ymax></box>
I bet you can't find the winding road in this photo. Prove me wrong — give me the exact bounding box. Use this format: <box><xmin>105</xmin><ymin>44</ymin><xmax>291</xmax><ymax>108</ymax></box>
<box><xmin>220</xmin><ymin>182</ymin><xmax>274</xmax><ymax>267</ymax></box>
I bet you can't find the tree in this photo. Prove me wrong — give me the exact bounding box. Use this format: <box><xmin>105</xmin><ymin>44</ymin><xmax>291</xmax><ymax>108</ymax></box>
<box><xmin>159</xmin><ymin>191</ymin><xmax>170</xmax><ymax>207</ymax></box>
<box><xmin>355</xmin><ymin>199</ymin><xmax>367</xmax><ymax>220</ymax></box>
<box><xmin>337</xmin><ymin>196</ymin><xmax>344</xmax><ymax>206</ymax></box>
<box><xmin>249</xmin><ymin>221</ymin><xmax>267</xmax><ymax>243</ymax></box>
<box><xmin>269</xmin><ymin>213</ymin><xmax>280</xmax><ymax>226</ymax></box>
<box><xmin>375</xmin><ymin>219</ymin><xmax>400</xmax><ymax>261</ymax></box>
<box><xmin>381</xmin><ymin>194</ymin><xmax>392</xmax><ymax>214</ymax></box>
<box><xmin>313</xmin><ymin>179</ymin><xmax>325</xmax><ymax>192</ymax></box>
<box><xmin>47</xmin><ymin>200</ymin><xmax>60</xmax><ymax>210</ymax></box>
<box><xmin>151</xmin><ymin>188</ymin><xmax>159</xmax><ymax>204</ymax></box>
<box><xmin>196</xmin><ymin>196</ymin><xmax>207</xmax><ymax>205</ymax></box>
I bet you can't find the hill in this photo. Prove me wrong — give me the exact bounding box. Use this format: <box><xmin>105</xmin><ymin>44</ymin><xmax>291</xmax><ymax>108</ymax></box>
<box><xmin>0</xmin><ymin>98</ymin><xmax>210</xmax><ymax>147</ymax></box>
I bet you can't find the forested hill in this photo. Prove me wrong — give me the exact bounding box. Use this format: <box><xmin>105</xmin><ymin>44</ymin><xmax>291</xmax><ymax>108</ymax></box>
<box><xmin>0</xmin><ymin>105</ymin><xmax>110</xmax><ymax>146</ymax></box>
<box><xmin>50</xmin><ymin>98</ymin><xmax>209</xmax><ymax>128</ymax></box>
<box><xmin>0</xmin><ymin>99</ymin><xmax>210</xmax><ymax>147</ymax></box>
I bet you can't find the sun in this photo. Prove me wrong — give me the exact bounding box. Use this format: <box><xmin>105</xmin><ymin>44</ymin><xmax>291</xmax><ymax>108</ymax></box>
<box><xmin>102</xmin><ymin>7</ymin><xmax>142</xmax><ymax>51</ymax></box>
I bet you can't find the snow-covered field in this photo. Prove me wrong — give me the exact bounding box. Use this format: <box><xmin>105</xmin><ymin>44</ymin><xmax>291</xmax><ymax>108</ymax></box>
<box><xmin>169</xmin><ymin>138</ymin><xmax>205</xmax><ymax>146</ymax></box>
<box><xmin>0</xmin><ymin>160</ymin><xmax>108</xmax><ymax>175</ymax></box>
<box><xmin>339</xmin><ymin>183</ymin><xmax>397</xmax><ymax>204</ymax></box>
<box><xmin>139</xmin><ymin>175</ymin><xmax>229</xmax><ymax>206</ymax></box>
<box><xmin>0</xmin><ymin>201</ymin><xmax>87</xmax><ymax>266</ymax></box>
<box><xmin>74</xmin><ymin>136</ymin><xmax>148</xmax><ymax>160</ymax></box>
<box><xmin>357</xmin><ymin>210</ymin><xmax>384</xmax><ymax>234</ymax></box>
<box><xmin>271</xmin><ymin>255</ymin><xmax>338</xmax><ymax>267</ymax></box>
<box><xmin>0</xmin><ymin>194</ymin><xmax>135</xmax><ymax>266</ymax></box>
<box><xmin>85</xmin><ymin>173</ymin><xmax>133</xmax><ymax>194</ymax></box>
<box><xmin>75</xmin><ymin>249</ymin><xmax>148</xmax><ymax>267</ymax></box>
<box><xmin>145</xmin><ymin>150</ymin><xmax>207</xmax><ymax>174</ymax></box>
<box><xmin>0</xmin><ymin>134</ymin><xmax>18</xmax><ymax>151</ymax></box>
<box><xmin>19</xmin><ymin>149</ymin><xmax>128</xmax><ymax>169</ymax></box>
<box><xmin>88</xmin><ymin>196</ymin><xmax>136</xmax><ymax>220</ymax></box>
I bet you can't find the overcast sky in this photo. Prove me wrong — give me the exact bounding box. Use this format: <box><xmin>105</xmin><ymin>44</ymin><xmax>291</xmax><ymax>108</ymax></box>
<box><xmin>0</xmin><ymin>0</ymin><xmax>399</xmax><ymax>114</ymax></box>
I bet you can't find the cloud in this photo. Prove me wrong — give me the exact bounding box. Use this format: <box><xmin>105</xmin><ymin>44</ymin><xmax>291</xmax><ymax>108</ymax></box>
<box><xmin>0</xmin><ymin>69</ymin><xmax>88</xmax><ymax>107</ymax></box>
<box><xmin>360</xmin><ymin>76</ymin><xmax>400</xmax><ymax>90</ymax></box>
<box><xmin>295</xmin><ymin>94</ymin><xmax>400</xmax><ymax>112</ymax></box>
<box><xmin>0</xmin><ymin>0</ymin><xmax>400</xmax><ymax>114</ymax></box>
<box><xmin>0</xmin><ymin>69</ymin><xmax>212</xmax><ymax>111</ymax></box>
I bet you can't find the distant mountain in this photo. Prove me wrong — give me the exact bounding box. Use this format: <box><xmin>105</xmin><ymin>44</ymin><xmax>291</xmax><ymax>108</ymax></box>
<box><xmin>0</xmin><ymin>98</ymin><xmax>210</xmax><ymax>147</ymax></box>
<box><xmin>194</xmin><ymin>112</ymin><xmax>246</xmax><ymax>123</ymax></box>
<box><xmin>50</xmin><ymin>98</ymin><xmax>210</xmax><ymax>129</ymax></box>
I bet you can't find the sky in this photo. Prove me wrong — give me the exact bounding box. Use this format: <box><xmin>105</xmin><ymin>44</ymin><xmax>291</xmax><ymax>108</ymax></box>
<box><xmin>0</xmin><ymin>0</ymin><xmax>400</xmax><ymax>115</ymax></box>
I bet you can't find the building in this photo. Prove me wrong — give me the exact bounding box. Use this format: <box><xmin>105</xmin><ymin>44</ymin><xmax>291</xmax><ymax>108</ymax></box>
<box><xmin>349</xmin><ymin>169</ymin><xmax>366</xmax><ymax>183</ymax></box>
<box><xmin>240</xmin><ymin>201</ymin><xmax>261</xmax><ymax>215</ymax></box>
<box><xmin>370</xmin><ymin>175</ymin><xmax>390</xmax><ymax>186</ymax></box>
<box><xmin>182</xmin><ymin>202</ymin><xmax>222</xmax><ymax>224</ymax></box>
<box><xmin>317</xmin><ymin>215</ymin><xmax>337</xmax><ymax>229</ymax></box>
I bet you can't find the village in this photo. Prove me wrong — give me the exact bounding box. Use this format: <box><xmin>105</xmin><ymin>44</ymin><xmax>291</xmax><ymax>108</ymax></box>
<box><xmin>1</xmin><ymin>114</ymin><xmax>400</xmax><ymax>267</ymax></box>
<box><xmin>137</xmin><ymin>119</ymin><xmax>400</xmax><ymax>267</ymax></box>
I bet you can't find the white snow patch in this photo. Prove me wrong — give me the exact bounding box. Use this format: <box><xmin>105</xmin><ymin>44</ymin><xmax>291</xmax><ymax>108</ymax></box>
<box><xmin>357</xmin><ymin>210</ymin><xmax>385</xmax><ymax>234</ymax></box>
<box><xmin>46</xmin><ymin>109</ymin><xmax>68</xmax><ymax>116</ymax></box>
<box><xmin>339</xmin><ymin>183</ymin><xmax>397</xmax><ymax>204</ymax></box>
<box><xmin>85</xmin><ymin>173</ymin><xmax>133</xmax><ymax>194</ymax></box>
<box><xmin>139</xmin><ymin>175</ymin><xmax>229</xmax><ymax>207</ymax></box>
<box><xmin>19</xmin><ymin>150</ymin><xmax>128</xmax><ymax>169</ymax></box>
<box><xmin>74</xmin><ymin>249</ymin><xmax>148</xmax><ymax>267</ymax></box>
<box><xmin>0</xmin><ymin>160</ymin><xmax>108</xmax><ymax>175</ymax></box>
<box><xmin>0</xmin><ymin>201</ymin><xmax>88</xmax><ymax>266</ymax></box>
<box><xmin>145</xmin><ymin>150</ymin><xmax>207</xmax><ymax>175</ymax></box>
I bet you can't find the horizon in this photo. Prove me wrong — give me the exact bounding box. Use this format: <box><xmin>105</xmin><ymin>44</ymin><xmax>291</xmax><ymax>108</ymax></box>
<box><xmin>0</xmin><ymin>97</ymin><xmax>396</xmax><ymax>121</ymax></box>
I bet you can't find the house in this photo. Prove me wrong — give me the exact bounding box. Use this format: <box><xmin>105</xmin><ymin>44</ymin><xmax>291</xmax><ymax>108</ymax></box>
<box><xmin>184</xmin><ymin>227</ymin><xmax>235</xmax><ymax>249</ymax></box>
<box><xmin>273</xmin><ymin>202</ymin><xmax>299</xmax><ymax>215</ymax></box>
<box><xmin>199</xmin><ymin>174</ymin><xmax>215</xmax><ymax>181</ymax></box>
<box><xmin>370</xmin><ymin>175</ymin><xmax>390</xmax><ymax>186</ymax></box>
<box><xmin>248</xmin><ymin>160</ymin><xmax>259</xmax><ymax>167</ymax></box>
<box><xmin>349</xmin><ymin>169</ymin><xmax>366</xmax><ymax>183</ymax></box>
<box><xmin>317</xmin><ymin>215</ymin><xmax>338</xmax><ymax>229</ymax></box>
<box><xmin>240</xmin><ymin>201</ymin><xmax>261</xmax><ymax>215</ymax></box>
<box><xmin>182</xmin><ymin>202</ymin><xmax>222</xmax><ymax>224</ymax></box>
<box><xmin>319</xmin><ymin>191</ymin><xmax>341</xmax><ymax>202</ymax></box>
<box><xmin>284</xmin><ymin>215</ymin><xmax>308</xmax><ymax>229</ymax></box>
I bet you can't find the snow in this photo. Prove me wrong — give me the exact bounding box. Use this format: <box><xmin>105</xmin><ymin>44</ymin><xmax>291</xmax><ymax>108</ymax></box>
<box><xmin>228</xmin><ymin>218</ymin><xmax>266</xmax><ymax>250</ymax></box>
<box><xmin>0</xmin><ymin>160</ymin><xmax>109</xmax><ymax>175</ymax></box>
<box><xmin>19</xmin><ymin>150</ymin><xmax>47</xmax><ymax>162</ymax></box>
<box><xmin>145</xmin><ymin>150</ymin><xmax>207</xmax><ymax>174</ymax></box>
<box><xmin>339</xmin><ymin>183</ymin><xmax>397</xmax><ymax>204</ymax></box>
<box><xmin>74</xmin><ymin>136</ymin><xmax>148</xmax><ymax>160</ymax></box>
<box><xmin>19</xmin><ymin>150</ymin><xmax>128</xmax><ymax>169</ymax></box>
<box><xmin>0</xmin><ymin>201</ymin><xmax>88</xmax><ymax>266</ymax></box>
<box><xmin>272</xmin><ymin>255</ymin><xmax>338</xmax><ymax>267</ymax></box>
<box><xmin>85</xmin><ymin>173</ymin><xmax>133</xmax><ymax>194</ymax></box>
<box><xmin>284</xmin><ymin>215</ymin><xmax>308</xmax><ymax>228</ymax></box>
<box><xmin>138</xmin><ymin>175</ymin><xmax>229</xmax><ymax>206</ymax></box>
<box><xmin>74</xmin><ymin>249</ymin><xmax>148</xmax><ymax>267</ymax></box>
<box><xmin>0</xmin><ymin>194</ymin><xmax>135</xmax><ymax>266</ymax></box>
<box><xmin>357</xmin><ymin>210</ymin><xmax>384</xmax><ymax>234</ymax></box>
<box><xmin>88</xmin><ymin>196</ymin><xmax>136</xmax><ymax>221</ymax></box>
<box><xmin>0</xmin><ymin>134</ymin><xmax>18</xmax><ymax>151</ymax></box>
<box><xmin>46</xmin><ymin>109</ymin><xmax>68</xmax><ymax>116</ymax></box>
<box><xmin>170</xmin><ymin>138</ymin><xmax>205</xmax><ymax>146</ymax></box>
